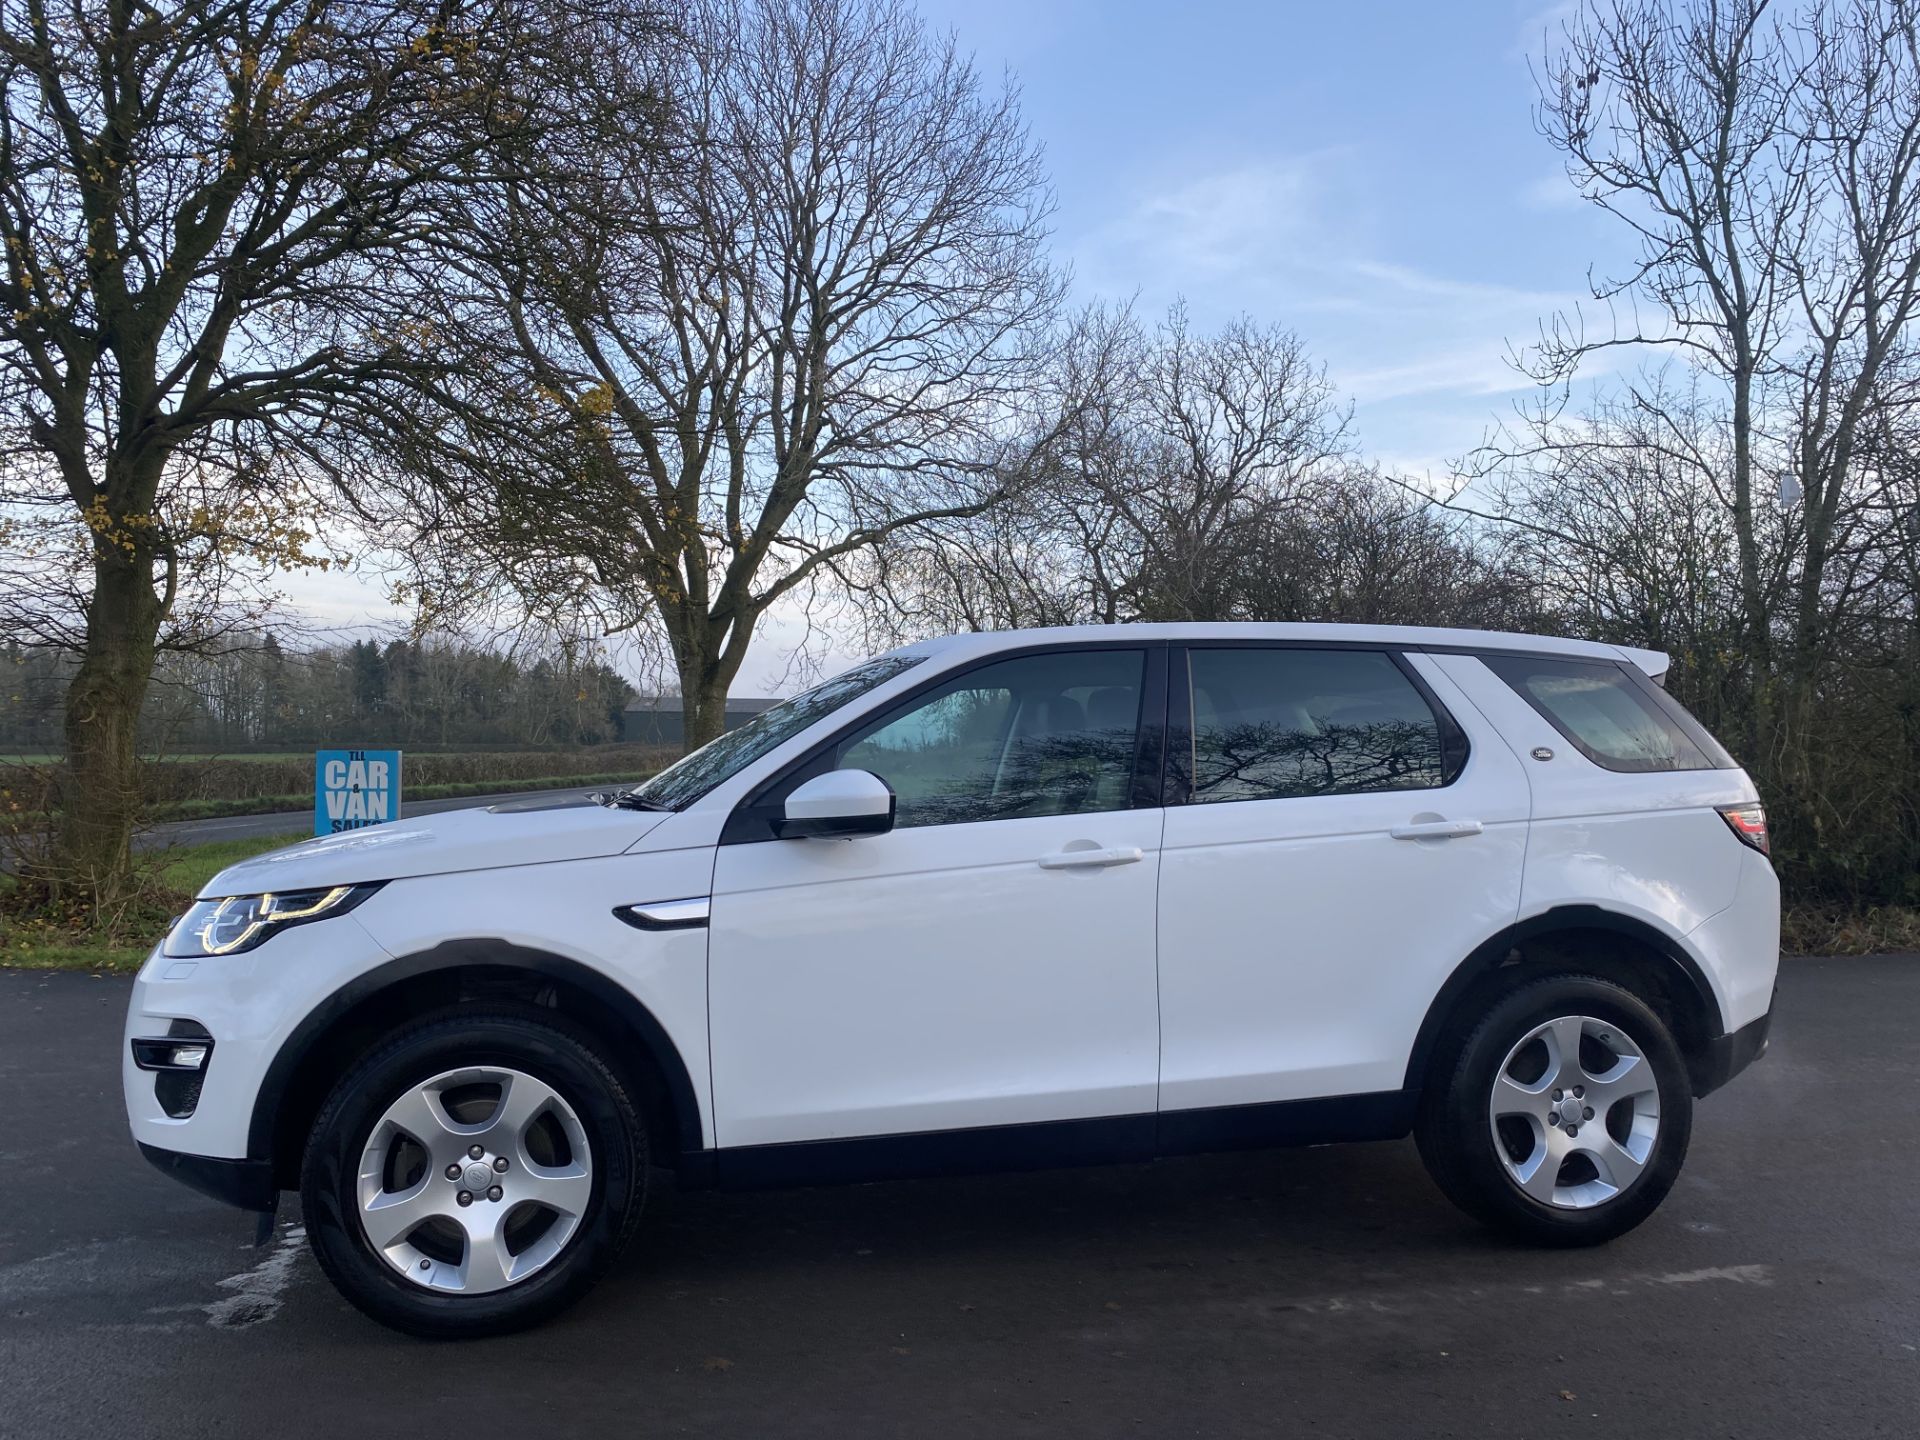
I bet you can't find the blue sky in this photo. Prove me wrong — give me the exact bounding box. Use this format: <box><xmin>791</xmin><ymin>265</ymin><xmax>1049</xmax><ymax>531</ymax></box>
<box><xmin>915</xmin><ymin>0</ymin><xmax>1623</xmax><ymax>478</ymax></box>
<box><xmin>290</xmin><ymin>0</ymin><xmax>1635</xmax><ymax>689</ymax></box>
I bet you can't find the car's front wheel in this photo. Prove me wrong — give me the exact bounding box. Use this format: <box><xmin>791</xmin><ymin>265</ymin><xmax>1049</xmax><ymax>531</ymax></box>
<box><xmin>1415</xmin><ymin>973</ymin><xmax>1692</xmax><ymax>1245</ymax></box>
<box><xmin>301</xmin><ymin>1009</ymin><xmax>647</xmax><ymax>1336</ymax></box>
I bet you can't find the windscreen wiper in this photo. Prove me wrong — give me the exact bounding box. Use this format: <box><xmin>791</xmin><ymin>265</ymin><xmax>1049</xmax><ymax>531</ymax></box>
<box><xmin>590</xmin><ymin>789</ymin><xmax>674</xmax><ymax>812</ymax></box>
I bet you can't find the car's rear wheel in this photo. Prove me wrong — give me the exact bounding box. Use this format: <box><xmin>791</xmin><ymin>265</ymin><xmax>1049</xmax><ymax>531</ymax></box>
<box><xmin>301</xmin><ymin>1009</ymin><xmax>647</xmax><ymax>1336</ymax></box>
<box><xmin>1415</xmin><ymin>973</ymin><xmax>1692</xmax><ymax>1245</ymax></box>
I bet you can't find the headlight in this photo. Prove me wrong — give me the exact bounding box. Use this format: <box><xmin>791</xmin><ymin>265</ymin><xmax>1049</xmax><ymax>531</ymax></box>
<box><xmin>164</xmin><ymin>883</ymin><xmax>382</xmax><ymax>958</ymax></box>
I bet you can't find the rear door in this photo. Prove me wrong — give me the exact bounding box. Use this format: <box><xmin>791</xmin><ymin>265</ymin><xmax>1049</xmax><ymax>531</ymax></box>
<box><xmin>1155</xmin><ymin>644</ymin><xmax>1530</xmax><ymax>1112</ymax></box>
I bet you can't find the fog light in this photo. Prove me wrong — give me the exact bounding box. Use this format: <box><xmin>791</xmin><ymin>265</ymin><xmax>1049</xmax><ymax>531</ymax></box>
<box><xmin>131</xmin><ymin>1038</ymin><xmax>212</xmax><ymax>1072</ymax></box>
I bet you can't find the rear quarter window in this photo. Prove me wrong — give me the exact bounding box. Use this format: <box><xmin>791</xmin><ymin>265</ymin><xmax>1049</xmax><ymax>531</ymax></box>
<box><xmin>1482</xmin><ymin>655</ymin><xmax>1734</xmax><ymax>773</ymax></box>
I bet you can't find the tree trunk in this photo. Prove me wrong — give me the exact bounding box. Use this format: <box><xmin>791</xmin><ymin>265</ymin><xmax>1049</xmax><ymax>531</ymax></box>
<box><xmin>670</xmin><ymin>613</ymin><xmax>754</xmax><ymax>754</ymax></box>
<box><xmin>671</xmin><ymin>627</ymin><xmax>726</xmax><ymax>753</ymax></box>
<box><xmin>52</xmin><ymin>543</ymin><xmax>164</xmax><ymax>908</ymax></box>
<box><xmin>1728</xmin><ymin>361</ymin><xmax>1776</xmax><ymax>770</ymax></box>
<box><xmin>679</xmin><ymin>679</ymin><xmax>729</xmax><ymax>752</ymax></box>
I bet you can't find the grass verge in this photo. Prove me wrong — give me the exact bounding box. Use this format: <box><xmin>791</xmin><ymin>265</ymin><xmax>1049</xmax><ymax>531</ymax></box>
<box><xmin>0</xmin><ymin>751</ymin><xmax>316</xmax><ymax>764</ymax></box>
<box><xmin>0</xmin><ymin>834</ymin><xmax>289</xmax><ymax>973</ymax></box>
<box><xmin>1781</xmin><ymin>904</ymin><xmax>1920</xmax><ymax>957</ymax></box>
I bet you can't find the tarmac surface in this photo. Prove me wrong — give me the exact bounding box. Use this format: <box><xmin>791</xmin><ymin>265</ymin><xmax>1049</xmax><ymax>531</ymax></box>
<box><xmin>2</xmin><ymin>955</ymin><xmax>1915</xmax><ymax>1437</ymax></box>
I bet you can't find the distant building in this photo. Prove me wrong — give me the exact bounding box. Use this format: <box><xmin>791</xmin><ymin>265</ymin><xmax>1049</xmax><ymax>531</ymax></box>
<box><xmin>622</xmin><ymin>694</ymin><xmax>783</xmax><ymax>747</ymax></box>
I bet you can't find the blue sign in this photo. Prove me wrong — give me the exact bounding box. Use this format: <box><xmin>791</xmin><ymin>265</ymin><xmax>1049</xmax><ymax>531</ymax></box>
<box><xmin>315</xmin><ymin>749</ymin><xmax>403</xmax><ymax>836</ymax></box>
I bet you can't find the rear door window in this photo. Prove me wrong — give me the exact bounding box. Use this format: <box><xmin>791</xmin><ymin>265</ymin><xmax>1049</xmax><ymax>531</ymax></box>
<box><xmin>1482</xmin><ymin>654</ymin><xmax>1733</xmax><ymax>773</ymax></box>
<box><xmin>1182</xmin><ymin>648</ymin><xmax>1460</xmax><ymax>804</ymax></box>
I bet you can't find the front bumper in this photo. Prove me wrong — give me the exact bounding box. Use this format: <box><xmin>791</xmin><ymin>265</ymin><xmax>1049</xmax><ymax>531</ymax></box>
<box><xmin>137</xmin><ymin>1143</ymin><xmax>278</xmax><ymax>1212</ymax></box>
<box><xmin>123</xmin><ymin>911</ymin><xmax>396</xmax><ymax>1179</ymax></box>
<box><xmin>1691</xmin><ymin>1005</ymin><xmax>1772</xmax><ymax>1098</ymax></box>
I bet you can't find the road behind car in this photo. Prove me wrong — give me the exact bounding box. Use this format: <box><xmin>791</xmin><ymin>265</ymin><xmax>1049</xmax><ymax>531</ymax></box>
<box><xmin>2</xmin><ymin>957</ymin><xmax>1915</xmax><ymax>1438</ymax></box>
<box><xmin>134</xmin><ymin>784</ymin><xmax>616</xmax><ymax>850</ymax></box>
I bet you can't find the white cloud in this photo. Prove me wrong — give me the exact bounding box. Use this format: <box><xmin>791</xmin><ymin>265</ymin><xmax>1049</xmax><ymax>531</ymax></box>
<box><xmin>1520</xmin><ymin>169</ymin><xmax>1585</xmax><ymax>211</ymax></box>
<box><xmin>1511</xmin><ymin>0</ymin><xmax>1581</xmax><ymax>62</ymax></box>
<box><xmin>1070</xmin><ymin>154</ymin><xmax>1336</xmax><ymax>297</ymax></box>
<box><xmin>1342</xmin><ymin>259</ymin><xmax>1569</xmax><ymax>314</ymax></box>
<box><xmin>1366</xmin><ymin>450</ymin><xmax>1461</xmax><ymax>490</ymax></box>
<box><xmin>1067</xmin><ymin>152</ymin><xmax>1602</xmax><ymax>474</ymax></box>
<box><xmin>1334</xmin><ymin>346</ymin><xmax>1531</xmax><ymax>405</ymax></box>
<box><xmin>271</xmin><ymin>561</ymin><xmax>408</xmax><ymax>637</ymax></box>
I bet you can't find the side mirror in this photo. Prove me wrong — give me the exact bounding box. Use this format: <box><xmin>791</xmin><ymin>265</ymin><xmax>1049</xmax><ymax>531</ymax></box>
<box><xmin>777</xmin><ymin>769</ymin><xmax>896</xmax><ymax>839</ymax></box>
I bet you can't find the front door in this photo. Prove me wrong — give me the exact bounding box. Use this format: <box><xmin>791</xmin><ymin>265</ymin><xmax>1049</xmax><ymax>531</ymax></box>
<box><xmin>708</xmin><ymin>646</ymin><xmax>1165</xmax><ymax>1150</ymax></box>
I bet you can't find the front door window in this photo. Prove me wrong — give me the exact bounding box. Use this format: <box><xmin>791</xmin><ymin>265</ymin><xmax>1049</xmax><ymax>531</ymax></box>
<box><xmin>834</xmin><ymin>649</ymin><xmax>1146</xmax><ymax>828</ymax></box>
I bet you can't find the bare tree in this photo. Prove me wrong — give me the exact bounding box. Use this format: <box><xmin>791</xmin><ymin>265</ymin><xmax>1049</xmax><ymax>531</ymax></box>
<box><xmin>1462</xmin><ymin>0</ymin><xmax>1920</xmax><ymax>898</ymax></box>
<box><xmin>1511</xmin><ymin>0</ymin><xmax>1920</xmax><ymax>757</ymax></box>
<box><xmin>1239</xmin><ymin>469</ymin><xmax>1541</xmax><ymax>631</ymax></box>
<box><xmin>1097</xmin><ymin>304</ymin><xmax>1353</xmax><ymax>622</ymax></box>
<box><xmin>1474</xmin><ymin>380</ymin><xmax>1764</xmax><ymax>718</ymax></box>
<box><xmin>0</xmin><ymin>0</ymin><xmax>594</xmax><ymax>901</ymax></box>
<box><xmin>408</xmin><ymin>0</ymin><xmax>1063</xmax><ymax>749</ymax></box>
<box><xmin>1527</xmin><ymin>0</ymin><xmax>1795</xmax><ymax>687</ymax></box>
<box><xmin>861</xmin><ymin>302</ymin><xmax>1357</xmax><ymax>634</ymax></box>
<box><xmin>1772</xmin><ymin>1</ymin><xmax>1920</xmax><ymax>762</ymax></box>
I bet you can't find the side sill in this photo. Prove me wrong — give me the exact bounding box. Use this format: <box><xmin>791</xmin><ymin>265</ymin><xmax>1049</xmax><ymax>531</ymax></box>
<box><xmin>715</xmin><ymin>1113</ymin><xmax>1156</xmax><ymax>1190</ymax></box>
<box><xmin>701</xmin><ymin>1091</ymin><xmax>1413</xmax><ymax>1192</ymax></box>
<box><xmin>1156</xmin><ymin>1089</ymin><xmax>1416</xmax><ymax>1156</ymax></box>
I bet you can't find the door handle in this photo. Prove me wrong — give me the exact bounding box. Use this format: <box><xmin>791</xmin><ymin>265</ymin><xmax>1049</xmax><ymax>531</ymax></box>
<box><xmin>1390</xmin><ymin>818</ymin><xmax>1484</xmax><ymax>841</ymax></box>
<box><xmin>1037</xmin><ymin>845</ymin><xmax>1145</xmax><ymax>870</ymax></box>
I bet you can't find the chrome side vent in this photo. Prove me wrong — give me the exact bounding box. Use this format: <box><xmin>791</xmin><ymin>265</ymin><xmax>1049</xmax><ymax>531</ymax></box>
<box><xmin>613</xmin><ymin>897</ymin><xmax>710</xmax><ymax>931</ymax></box>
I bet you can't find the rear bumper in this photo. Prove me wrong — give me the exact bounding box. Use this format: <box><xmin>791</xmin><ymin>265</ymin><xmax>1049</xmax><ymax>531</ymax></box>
<box><xmin>1691</xmin><ymin>1005</ymin><xmax>1772</xmax><ymax>1098</ymax></box>
<box><xmin>138</xmin><ymin>1142</ymin><xmax>278</xmax><ymax>1212</ymax></box>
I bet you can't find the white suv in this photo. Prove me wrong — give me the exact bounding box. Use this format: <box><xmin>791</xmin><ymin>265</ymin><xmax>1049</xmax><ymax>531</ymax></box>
<box><xmin>124</xmin><ymin>624</ymin><xmax>1779</xmax><ymax>1335</ymax></box>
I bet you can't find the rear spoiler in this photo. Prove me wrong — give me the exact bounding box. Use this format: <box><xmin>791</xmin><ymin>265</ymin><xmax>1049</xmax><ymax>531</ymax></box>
<box><xmin>1611</xmin><ymin>645</ymin><xmax>1672</xmax><ymax>686</ymax></box>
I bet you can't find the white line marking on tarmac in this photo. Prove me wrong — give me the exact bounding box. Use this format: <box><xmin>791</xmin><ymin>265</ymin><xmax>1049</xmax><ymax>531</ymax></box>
<box><xmin>1646</xmin><ymin>1264</ymin><xmax>1773</xmax><ymax>1286</ymax></box>
<box><xmin>1237</xmin><ymin>1263</ymin><xmax>1775</xmax><ymax>1320</ymax></box>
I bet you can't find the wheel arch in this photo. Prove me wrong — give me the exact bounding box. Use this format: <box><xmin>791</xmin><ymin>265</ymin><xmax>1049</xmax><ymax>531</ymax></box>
<box><xmin>250</xmin><ymin>940</ymin><xmax>707</xmax><ymax>1190</ymax></box>
<box><xmin>1403</xmin><ymin>906</ymin><xmax>1729</xmax><ymax>1099</ymax></box>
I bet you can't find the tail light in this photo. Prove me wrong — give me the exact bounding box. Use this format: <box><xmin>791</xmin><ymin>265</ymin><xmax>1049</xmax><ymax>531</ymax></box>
<box><xmin>1717</xmin><ymin>803</ymin><xmax>1770</xmax><ymax>856</ymax></box>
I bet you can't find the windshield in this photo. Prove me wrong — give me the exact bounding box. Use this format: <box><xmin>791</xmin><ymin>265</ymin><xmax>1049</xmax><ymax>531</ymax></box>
<box><xmin>630</xmin><ymin>654</ymin><xmax>928</xmax><ymax>810</ymax></box>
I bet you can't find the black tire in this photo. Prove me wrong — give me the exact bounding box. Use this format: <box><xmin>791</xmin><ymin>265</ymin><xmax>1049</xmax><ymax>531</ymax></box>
<box><xmin>301</xmin><ymin>1008</ymin><xmax>647</xmax><ymax>1337</ymax></box>
<box><xmin>1414</xmin><ymin>973</ymin><xmax>1692</xmax><ymax>1246</ymax></box>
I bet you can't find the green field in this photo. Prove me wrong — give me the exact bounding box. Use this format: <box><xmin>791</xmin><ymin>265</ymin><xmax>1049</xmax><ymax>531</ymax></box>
<box><xmin>149</xmin><ymin>769</ymin><xmax>651</xmax><ymax>822</ymax></box>
<box><xmin>0</xmin><ymin>745</ymin><xmax>676</xmax><ymax>821</ymax></box>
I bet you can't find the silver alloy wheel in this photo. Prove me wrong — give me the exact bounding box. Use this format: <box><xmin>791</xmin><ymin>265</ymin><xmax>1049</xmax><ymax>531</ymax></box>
<box><xmin>356</xmin><ymin>1066</ymin><xmax>593</xmax><ymax>1294</ymax></box>
<box><xmin>1487</xmin><ymin>1014</ymin><xmax>1661</xmax><ymax>1210</ymax></box>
